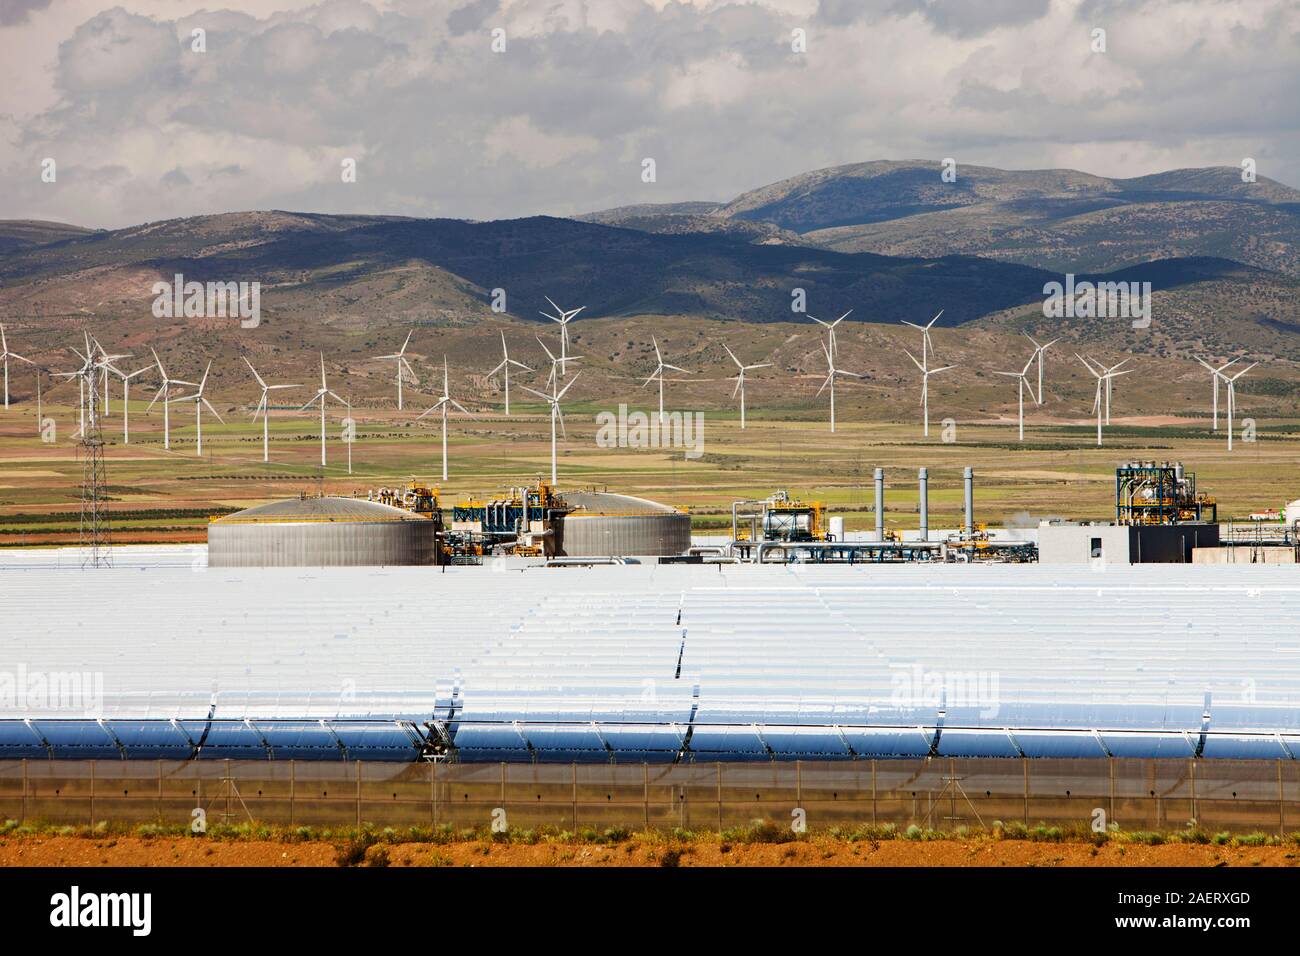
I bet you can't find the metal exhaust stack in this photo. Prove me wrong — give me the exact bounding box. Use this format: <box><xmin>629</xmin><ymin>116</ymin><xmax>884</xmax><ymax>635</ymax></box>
<box><xmin>919</xmin><ymin>467</ymin><xmax>929</xmax><ymax>542</ymax></box>
<box><xmin>874</xmin><ymin>468</ymin><xmax>885</xmax><ymax>542</ymax></box>
<box><xmin>963</xmin><ymin>467</ymin><xmax>974</xmax><ymax>541</ymax></box>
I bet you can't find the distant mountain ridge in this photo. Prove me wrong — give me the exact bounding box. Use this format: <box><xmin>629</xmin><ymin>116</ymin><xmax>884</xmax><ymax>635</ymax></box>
<box><xmin>585</xmin><ymin>160</ymin><xmax>1300</xmax><ymax>277</ymax></box>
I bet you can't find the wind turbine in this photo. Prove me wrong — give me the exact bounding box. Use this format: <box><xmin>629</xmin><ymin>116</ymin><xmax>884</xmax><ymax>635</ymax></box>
<box><xmin>416</xmin><ymin>357</ymin><xmax>470</xmax><ymax>482</ymax></box>
<box><xmin>54</xmin><ymin>333</ymin><xmax>96</xmax><ymax>438</ymax></box>
<box><xmin>809</xmin><ymin>311</ymin><xmax>851</xmax><ymax>359</ymax></box>
<box><xmin>540</xmin><ymin>297</ymin><xmax>584</xmax><ymax>378</ymax></box>
<box><xmin>723</xmin><ymin>344</ymin><xmax>770</xmax><ymax>430</ymax></box>
<box><xmin>93</xmin><ymin>341</ymin><xmax>131</xmax><ymax>416</ymax></box>
<box><xmin>1194</xmin><ymin>356</ymin><xmax>1240</xmax><ymax>431</ymax></box>
<box><xmin>244</xmin><ymin>357</ymin><xmax>300</xmax><ymax>463</ymax></box>
<box><xmin>299</xmin><ymin>353</ymin><xmax>345</xmax><ymax>468</ymax></box>
<box><xmin>145</xmin><ymin>348</ymin><xmax>197</xmax><ymax>451</ymax></box>
<box><xmin>1099</xmin><ymin>358</ymin><xmax>1130</xmax><ymax>423</ymax></box>
<box><xmin>488</xmin><ymin>332</ymin><xmax>531</xmax><ymax>415</ymax></box>
<box><xmin>521</xmin><ymin>374</ymin><xmax>580</xmax><ymax>486</ymax></box>
<box><xmin>992</xmin><ymin>354</ymin><xmax>1039</xmax><ymax>441</ymax></box>
<box><xmin>1223</xmin><ymin>362</ymin><xmax>1257</xmax><ymax>451</ymax></box>
<box><xmin>1023</xmin><ymin>333</ymin><xmax>1060</xmax><ymax>405</ymax></box>
<box><xmin>642</xmin><ymin>336</ymin><xmax>691</xmax><ymax>424</ymax></box>
<box><xmin>1078</xmin><ymin>355</ymin><xmax>1134</xmax><ymax>447</ymax></box>
<box><xmin>901</xmin><ymin>310</ymin><xmax>944</xmax><ymax>366</ymax></box>
<box><xmin>817</xmin><ymin>339</ymin><xmax>862</xmax><ymax>433</ymax></box>
<box><xmin>104</xmin><ymin>361</ymin><xmax>152</xmax><ymax>444</ymax></box>
<box><xmin>169</xmin><ymin>361</ymin><xmax>223</xmax><ymax>457</ymax></box>
<box><xmin>536</xmin><ymin>336</ymin><xmax>582</xmax><ymax>391</ymax></box>
<box><xmin>904</xmin><ymin>349</ymin><xmax>956</xmax><ymax>438</ymax></box>
<box><xmin>374</xmin><ymin>330</ymin><xmax>419</xmax><ymax>411</ymax></box>
<box><xmin>0</xmin><ymin>324</ymin><xmax>34</xmax><ymax>409</ymax></box>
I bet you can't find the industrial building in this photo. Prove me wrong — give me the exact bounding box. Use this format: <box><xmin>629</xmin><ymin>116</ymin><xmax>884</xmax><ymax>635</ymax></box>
<box><xmin>208</xmin><ymin>495</ymin><xmax>438</xmax><ymax>568</ymax></box>
<box><xmin>3</xmin><ymin>557</ymin><xmax>1299</xmax><ymax>762</ymax></box>
<box><xmin>1039</xmin><ymin>461</ymin><xmax>1221</xmax><ymax>564</ymax></box>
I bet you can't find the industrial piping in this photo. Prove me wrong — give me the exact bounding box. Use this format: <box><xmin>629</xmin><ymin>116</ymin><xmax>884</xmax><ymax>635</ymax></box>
<box><xmin>963</xmin><ymin>466</ymin><xmax>974</xmax><ymax>541</ymax></box>
<box><xmin>919</xmin><ymin>467</ymin><xmax>929</xmax><ymax>542</ymax></box>
<box><xmin>874</xmin><ymin>468</ymin><xmax>885</xmax><ymax>542</ymax></box>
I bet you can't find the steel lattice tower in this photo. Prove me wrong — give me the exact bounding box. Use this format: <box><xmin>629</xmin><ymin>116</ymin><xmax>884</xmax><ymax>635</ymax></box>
<box><xmin>78</xmin><ymin>369</ymin><xmax>112</xmax><ymax>568</ymax></box>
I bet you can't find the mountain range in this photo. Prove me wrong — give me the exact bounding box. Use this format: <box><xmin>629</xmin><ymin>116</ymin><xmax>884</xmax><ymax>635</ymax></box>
<box><xmin>0</xmin><ymin>159</ymin><xmax>1297</xmax><ymax>411</ymax></box>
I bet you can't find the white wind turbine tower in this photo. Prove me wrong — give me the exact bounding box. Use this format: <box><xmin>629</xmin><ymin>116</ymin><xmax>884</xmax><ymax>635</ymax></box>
<box><xmin>146</xmin><ymin>348</ymin><xmax>197</xmax><ymax>451</ymax></box>
<box><xmin>489</xmin><ymin>331</ymin><xmax>531</xmax><ymax>415</ymax></box>
<box><xmin>169</xmin><ymin>361</ymin><xmax>223</xmax><ymax>457</ymax></box>
<box><xmin>540</xmin><ymin>297</ymin><xmax>584</xmax><ymax>378</ymax></box>
<box><xmin>0</xmin><ymin>324</ymin><xmax>34</xmax><ymax>409</ymax></box>
<box><xmin>104</xmin><ymin>360</ymin><xmax>152</xmax><ymax>444</ymax></box>
<box><xmin>904</xmin><ymin>348</ymin><xmax>956</xmax><ymax>438</ymax></box>
<box><xmin>299</xmin><ymin>353</ymin><xmax>346</xmax><ymax>468</ymax></box>
<box><xmin>992</xmin><ymin>354</ymin><xmax>1039</xmax><ymax>441</ymax></box>
<box><xmin>723</xmin><ymin>344</ymin><xmax>770</xmax><ymax>430</ymax></box>
<box><xmin>536</xmin><ymin>336</ymin><xmax>582</xmax><ymax>391</ymax></box>
<box><xmin>1194</xmin><ymin>356</ymin><xmax>1240</xmax><ymax>431</ymax></box>
<box><xmin>817</xmin><ymin>339</ymin><xmax>862</xmax><ymax>433</ymax></box>
<box><xmin>374</xmin><ymin>330</ymin><xmax>419</xmax><ymax>411</ymax></box>
<box><xmin>1078</xmin><ymin>355</ymin><xmax>1134</xmax><ymax>447</ymax></box>
<box><xmin>809</xmin><ymin>311</ymin><xmax>851</xmax><ymax>359</ymax></box>
<box><xmin>1223</xmin><ymin>362</ymin><xmax>1257</xmax><ymax>452</ymax></box>
<box><xmin>416</xmin><ymin>357</ymin><xmax>471</xmax><ymax>482</ymax></box>
<box><xmin>244</xmin><ymin>357</ymin><xmax>300</xmax><ymax>463</ymax></box>
<box><xmin>1098</xmin><ymin>357</ymin><xmax>1130</xmax><ymax>423</ymax></box>
<box><xmin>1023</xmin><ymin>333</ymin><xmax>1061</xmax><ymax>405</ymax></box>
<box><xmin>901</xmin><ymin>310</ymin><xmax>944</xmax><ymax>366</ymax></box>
<box><xmin>642</xmin><ymin>336</ymin><xmax>691</xmax><ymax>424</ymax></box>
<box><xmin>521</xmin><ymin>374</ymin><xmax>580</xmax><ymax>486</ymax></box>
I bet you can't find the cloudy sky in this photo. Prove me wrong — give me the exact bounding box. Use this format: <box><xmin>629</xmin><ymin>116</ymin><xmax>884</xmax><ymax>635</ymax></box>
<box><xmin>1</xmin><ymin>0</ymin><xmax>1296</xmax><ymax>229</ymax></box>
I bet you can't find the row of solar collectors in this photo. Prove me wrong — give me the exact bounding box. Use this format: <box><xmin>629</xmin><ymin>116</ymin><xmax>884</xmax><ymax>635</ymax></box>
<box><xmin>3</xmin><ymin>719</ymin><xmax>1297</xmax><ymax>761</ymax></box>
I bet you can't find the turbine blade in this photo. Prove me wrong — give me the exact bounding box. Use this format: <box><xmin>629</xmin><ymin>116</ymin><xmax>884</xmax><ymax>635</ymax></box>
<box><xmin>243</xmin><ymin>356</ymin><xmax>267</xmax><ymax>389</ymax></box>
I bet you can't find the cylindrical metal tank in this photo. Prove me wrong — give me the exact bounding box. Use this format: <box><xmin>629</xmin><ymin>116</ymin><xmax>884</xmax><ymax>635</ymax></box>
<box><xmin>554</xmin><ymin>491</ymin><xmax>690</xmax><ymax>557</ymax></box>
<box><xmin>208</xmin><ymin>496</ymin><xmax>437</xmax><ymax>567</ymax></box>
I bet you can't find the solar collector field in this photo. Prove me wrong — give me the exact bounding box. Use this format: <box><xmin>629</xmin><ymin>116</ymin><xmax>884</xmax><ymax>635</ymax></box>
<box><xmin>2</xmin><ymin>551</ymin><xmax>1299</xmax><ymax>761</ymax></box>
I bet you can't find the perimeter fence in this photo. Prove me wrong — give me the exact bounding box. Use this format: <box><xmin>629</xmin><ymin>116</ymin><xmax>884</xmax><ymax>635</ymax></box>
<box><xmin>1</xmin><ymin>758</ymin><xmax>1297</xmax><ymax>834</ymax></box>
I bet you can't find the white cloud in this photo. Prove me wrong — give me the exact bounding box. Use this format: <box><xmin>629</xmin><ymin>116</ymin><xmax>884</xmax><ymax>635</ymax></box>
<box><xmin>0</xmin><ymin>0</ymin><xmax>1295</xmax><ymax>228</ymax></box>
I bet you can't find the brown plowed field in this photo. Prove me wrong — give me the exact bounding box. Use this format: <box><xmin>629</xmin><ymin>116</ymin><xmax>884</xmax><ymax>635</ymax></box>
<box><xmin>3</xmin><ymin>835</ymin><xmax>1298</xmax><ymax>867</ymax></box>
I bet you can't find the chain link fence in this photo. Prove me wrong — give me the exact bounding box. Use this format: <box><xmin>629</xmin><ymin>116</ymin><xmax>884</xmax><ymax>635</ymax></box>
<box><xmin>0</xmin><ymin>758</ymin><xmax>1296</xmax><ymax>834</ymax></box>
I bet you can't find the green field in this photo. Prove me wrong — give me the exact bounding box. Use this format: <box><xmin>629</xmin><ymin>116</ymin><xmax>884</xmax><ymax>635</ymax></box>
<box><xmin>1</xmin><ymin>387</ymin><xmax>1295</xmax><ymax>546</ymax></box>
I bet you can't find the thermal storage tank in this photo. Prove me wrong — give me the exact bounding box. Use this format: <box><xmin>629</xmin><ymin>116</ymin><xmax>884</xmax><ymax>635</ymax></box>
<box><xmin>553</xmin><ymin>491</ymin><xmax>690</xmax><ymax>557</ymax></box>
<box><xmin>208</xmin><ymin>496</ymin><xmax>437</xmax><ymax>567</ymax></box>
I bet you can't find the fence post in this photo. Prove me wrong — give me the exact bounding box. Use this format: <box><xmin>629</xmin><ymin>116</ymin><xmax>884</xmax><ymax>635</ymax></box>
<box><xmin>20</xmin><ymin>759</ymin><xmax>27</xmax><ymax>824</ymax></box>
<box><xmin>571</xmin><ymin>762</ymin><xmax>577</xmax><ymax>831</ymax></box>
<box><xmin>1280</xmin><ymin>760</ymin><xmax>1286</xmax><ymax>838</ymax></box>
<box><xmin>1188</xmin><ymin>758</ymin><xmax>1196</xmax><ymax>825</ymax></box>
<box><xmin>1109</xmin><ymin>757</ymin><xmax>1116</xmax><ymax>828</ymax></box>
<box><xmin>871</xmin><ymin>760</ymin><xmax>877</xmax><ymax>826</ymax></box>
<box><xmin>355</xmin><ymin>760</ymin><xmax>361</xmax><ymax>828</ymax></box>
<box><xmin>431</xmin><ymin>760</ymin><xmax>438</xmax><ymax>828</ymax></box>
<box><xmin>1022</xmin><ymin>758</ymin><xmax>1029</xmax><ymax>825</ymax></box>
<box><xmin>288</xmin><ymin>760</ymin><xmax>295</xmax><ymax>827</ymax></box>
<box><xmin>643</xmin><ymin>763</ymin><xmax>649</xmax><ymax>831</ymax></box>
<box><xmin>89</xmin><ymin>760</ymin><xmax>95</xmax><ymax>827</ymax></box>
<box><xmin>716</xmin><ymin>763</ymin><xmax>722</xmax><ymax>833</ymax></box>
<box><xmin>157</xmin><ymin>759</ymin><xmax>163</xmax><ymax>821</ymax></box>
